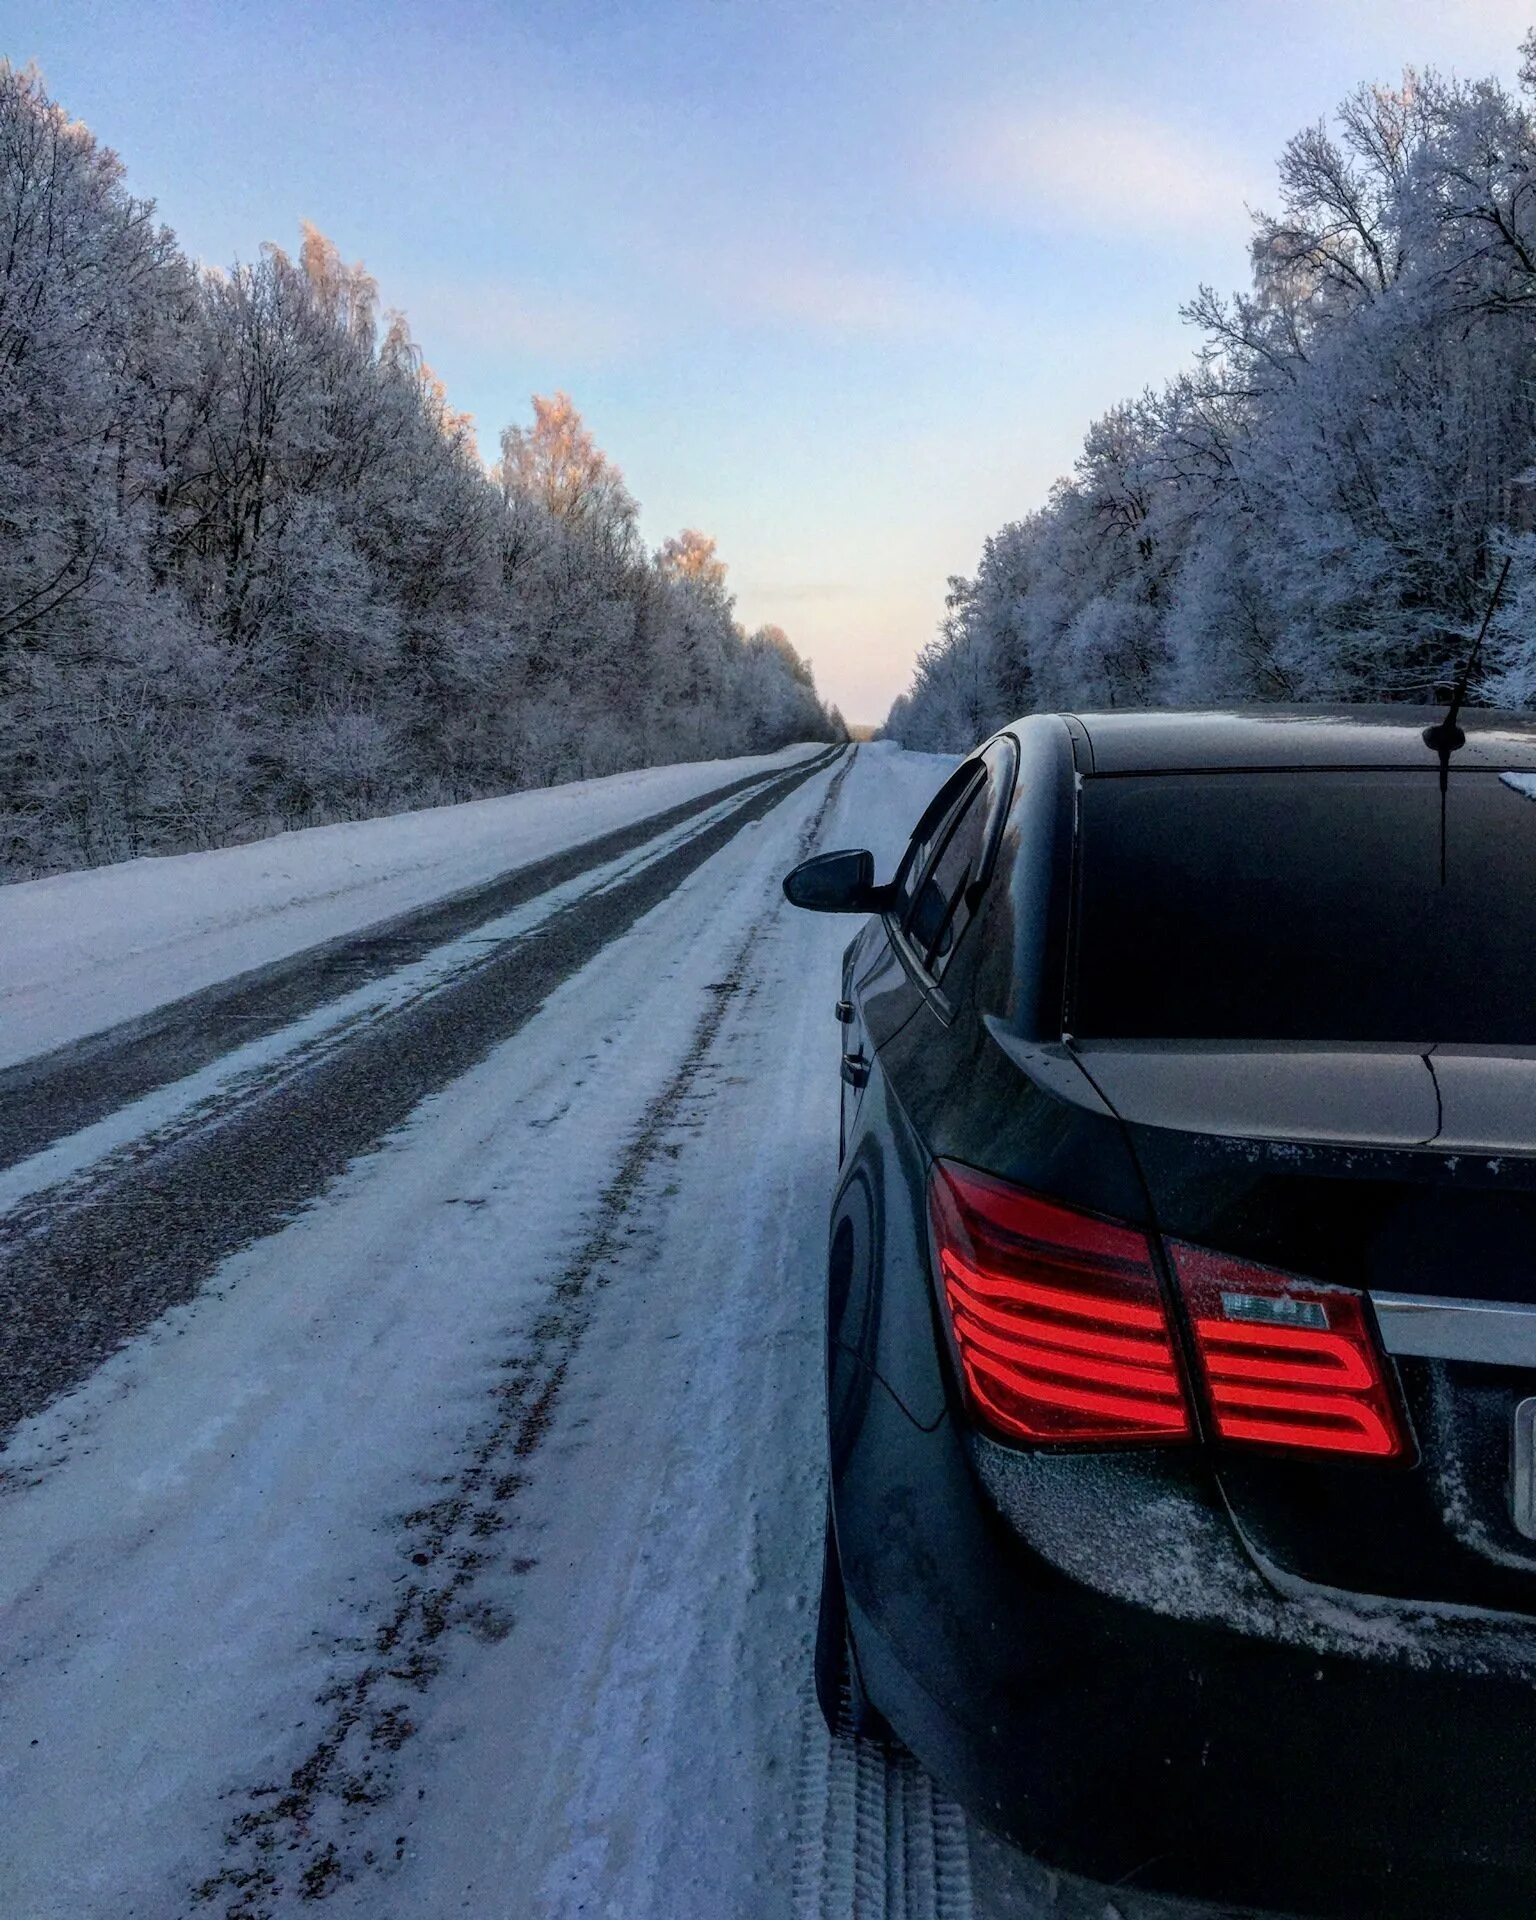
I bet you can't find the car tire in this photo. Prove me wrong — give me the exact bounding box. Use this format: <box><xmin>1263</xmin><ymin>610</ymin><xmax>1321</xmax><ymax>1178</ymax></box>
<box><xmin>814</xmin><ymin>1503</ymin><xmax>889</xmax><ymax>1742</ymax></box>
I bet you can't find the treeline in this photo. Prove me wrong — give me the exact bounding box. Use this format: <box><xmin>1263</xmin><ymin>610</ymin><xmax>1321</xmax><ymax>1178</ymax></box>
<box><xmin>888</xmin><ymin>40</ymin><xmax>1536</xmax><ymax>750</ymax></box>
<box><xmin>0</xmin><ymin>65</ymin><xmax>839</xmax><ymax>877</ymax></box>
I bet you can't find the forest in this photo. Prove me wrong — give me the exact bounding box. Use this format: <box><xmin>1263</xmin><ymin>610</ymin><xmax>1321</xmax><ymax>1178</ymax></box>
<box><xmin>0</xmin><ymin>64</ymin><xmax>839</xmax><ymax>878</ymax></box>
<box><xmin>888</xmin><ymin>39</ymin><xmax>1536</xmax><ymax>751</ymax></box>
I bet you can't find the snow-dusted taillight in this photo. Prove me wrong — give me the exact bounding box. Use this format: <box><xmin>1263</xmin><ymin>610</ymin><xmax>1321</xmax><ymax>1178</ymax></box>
<box><xmin>928</xmin><ymin>1161</ymin><xmax>1192</xmax><ymax>1445</ymax></box>
<box><xmin>928</xmin><ymin>1161</ymin><xmax>1410</xmax><ymax>1462</ymax></box>
<box><xmin>1170</xmin><ymin>1243</ymin><xmax>1408</xmax><ymax>1461</ymax></box>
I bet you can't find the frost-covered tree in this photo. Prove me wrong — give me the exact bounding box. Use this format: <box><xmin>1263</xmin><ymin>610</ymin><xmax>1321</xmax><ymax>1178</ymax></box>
<box><xmin>0</xmin><ymin>67</ymin><xmax>837</xmax><ymax>875</ymax></box>
<box><xmin>888</xmin><ymin>42</ymin><xmax>1536</xmax><ymax>750</ymax></box>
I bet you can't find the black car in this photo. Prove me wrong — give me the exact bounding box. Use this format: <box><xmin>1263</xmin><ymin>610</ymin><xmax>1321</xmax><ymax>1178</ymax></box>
<box><xmin>784</xmin><ymin>708</ymin><xmax>1536</xmax><ymax>1920</ymax></box>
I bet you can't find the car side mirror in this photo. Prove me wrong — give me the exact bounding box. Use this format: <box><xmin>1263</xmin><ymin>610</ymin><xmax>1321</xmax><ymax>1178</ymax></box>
<box><xmin>782</xmin><ymin>849</ymin><xmax>892</xmax><ymax>914</ymax></box>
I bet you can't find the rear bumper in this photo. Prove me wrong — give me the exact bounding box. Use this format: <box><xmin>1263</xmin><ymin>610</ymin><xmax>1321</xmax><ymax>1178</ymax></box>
<box><xmin>837</xmin><ymin>1396</ymin><xmax>1536</xmax><ymax>1920</ymax></box>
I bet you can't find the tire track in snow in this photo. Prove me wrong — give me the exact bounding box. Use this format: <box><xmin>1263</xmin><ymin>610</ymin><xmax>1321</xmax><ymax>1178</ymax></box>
<box><xmin>0</xmin><ymin>750</ymin><xmax>840</xmax><ymax>1444</ymax></box>
<box><xmin>791</xmin><ymin>1682</ymin><xmax>975</xmax><ymax>1920</ymax></box>
<box><xmin>0</xmin><ymin>750</ymin><xmax>831</xmax><ymax>1174</ymax></box>
<box><xmin>0</xmin><ymin>755</ymin><xmax>835</xmax><ymax>1233</ymax></box>
<box><xmin>194</xmin><ymin>749</ymin><xmax>858</xmax><ymax>1917</ymax></box>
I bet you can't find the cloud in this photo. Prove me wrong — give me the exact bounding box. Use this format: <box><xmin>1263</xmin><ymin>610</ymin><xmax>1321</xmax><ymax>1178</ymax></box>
<box><xmin>950</xmin><ymin>103</ymin><xmax>1254</xmax><ymax>240</ymax></box>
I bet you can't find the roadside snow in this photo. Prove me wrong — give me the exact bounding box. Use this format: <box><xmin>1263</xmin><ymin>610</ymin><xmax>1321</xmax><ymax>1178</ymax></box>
<box><xmin>0</xmin><ymin>744</ymin><xmax>820</xmax><ymax>1070</ymax></box>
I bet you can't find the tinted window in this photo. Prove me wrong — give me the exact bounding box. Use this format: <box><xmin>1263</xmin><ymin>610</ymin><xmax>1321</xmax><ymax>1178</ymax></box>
<box><xmin>893</xmin><ymin>766</ymin><xmax>980</xmax><ymax>925</ymax></box>
<box><xmin>906</xmin><ymin>776</ymin><xmax>991</xmax><ymax>976</ymax></box>
<box><xmin>1074</xmin><ymin>770</ymin><xmax>1536</xmax><ymax>1044</ymax></box>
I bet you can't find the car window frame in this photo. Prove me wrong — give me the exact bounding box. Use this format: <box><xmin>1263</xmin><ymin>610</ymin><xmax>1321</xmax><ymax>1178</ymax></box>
<box><xmin>905</xmin><ymin>781</ymin><xmax>991</xmax><ymax>976</ymax></box>
<box><xmin>886</xmin><ymin>734</ymin><xmax>1018</xmax><ymax>1016</ymax></box>
<box><xmin>889</xmin><ymin>763</ymin><xmax>983</xmax><ymax>923</ymax></box>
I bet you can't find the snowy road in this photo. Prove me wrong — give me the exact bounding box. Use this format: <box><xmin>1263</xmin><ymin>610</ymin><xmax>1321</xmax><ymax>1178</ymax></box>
<box><xmin>0</xmin><ymin>749</ymin><xmax>838</xmax><ymax>1435</ymax></box>
<box><xmin>0</xmin><ymin>740</ymin><xmax>1103</xmax><ymax>1920</ymax></box>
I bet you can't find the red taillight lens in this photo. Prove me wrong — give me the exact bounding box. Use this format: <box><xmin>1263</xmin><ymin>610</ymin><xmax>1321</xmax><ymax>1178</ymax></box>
<box><xmin>928</xmin><ymin>1161</ymin><xmax>1191</xmax><ymax>1445</ymax></box>
<box><xmin>1170</xmin><ymin>1243</ymin><xmax>1407</xmax><ymax>1461</ymax></box>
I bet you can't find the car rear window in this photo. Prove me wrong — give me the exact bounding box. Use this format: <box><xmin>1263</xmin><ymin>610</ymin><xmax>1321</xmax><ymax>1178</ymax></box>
<box><xmin>1073</xmin><ymin>769</ymin><xmax>1536</xmax><ymax>1044</ymax></box>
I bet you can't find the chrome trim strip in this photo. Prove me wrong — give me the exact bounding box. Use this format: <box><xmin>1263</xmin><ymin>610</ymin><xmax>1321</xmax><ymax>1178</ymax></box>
<box><xmin>1371</xmin><ymin>1290</ymin><xmax>1536</xmax><ymax>1367</ymax></box>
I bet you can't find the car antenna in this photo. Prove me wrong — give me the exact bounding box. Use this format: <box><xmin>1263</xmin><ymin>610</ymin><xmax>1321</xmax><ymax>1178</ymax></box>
<box><xmin>1423</xmin><ymin>552</ymin><xmax>1513</xmax><ymax>884</ymax></box>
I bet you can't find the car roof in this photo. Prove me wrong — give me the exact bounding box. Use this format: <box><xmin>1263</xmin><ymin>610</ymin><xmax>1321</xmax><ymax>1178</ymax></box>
<box><xmin>1051</xmin><ymin>706</ymin><xmax>1536</xmax><ymax>774</ymax></box>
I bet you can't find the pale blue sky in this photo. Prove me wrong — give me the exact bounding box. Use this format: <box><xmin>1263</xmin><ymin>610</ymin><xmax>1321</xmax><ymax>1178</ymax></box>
<box><xmin>5</xmin><ymin>1</ymin><xmax>1531</xmax><ymax>719</ymax></box>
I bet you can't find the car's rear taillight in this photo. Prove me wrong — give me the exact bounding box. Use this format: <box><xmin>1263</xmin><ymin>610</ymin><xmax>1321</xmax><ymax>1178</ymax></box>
<box><xmin>1169</xmin><ymin>1243</ymin><xmax>1408</xmax><ymax>1461</ymax></box>
<box><xmin>928</xmin><ymin>1161</ymin><xmax>1191</xmax><ymax>1445</ymax></box>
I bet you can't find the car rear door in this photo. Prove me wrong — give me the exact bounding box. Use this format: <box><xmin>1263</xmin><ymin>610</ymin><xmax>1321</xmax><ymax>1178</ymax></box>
<box><xmin>835</xmin><ymin>738</ymin><xmax>1020</xmax><ymax>1430</ymax></box>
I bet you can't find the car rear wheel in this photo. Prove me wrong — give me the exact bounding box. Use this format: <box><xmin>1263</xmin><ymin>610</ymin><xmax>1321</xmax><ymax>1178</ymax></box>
<box><xmin>814</xmin><ymin>1503</ymin><xmax>888</xmax><ymax>1742</ymax></box>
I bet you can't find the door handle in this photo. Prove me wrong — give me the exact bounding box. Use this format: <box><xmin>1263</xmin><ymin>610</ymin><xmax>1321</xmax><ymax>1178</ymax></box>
<box><xmin>840</xmin><ymin>1051</ymin><xmax>869</xmax><ymax>1089</ymax></box>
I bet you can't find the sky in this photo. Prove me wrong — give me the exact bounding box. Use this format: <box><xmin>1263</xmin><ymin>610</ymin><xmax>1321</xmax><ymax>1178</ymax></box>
<box><xmin>4</xmin><ymin>1</ymin><xmax>1532</xmax><ymax>722</ymax></box>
